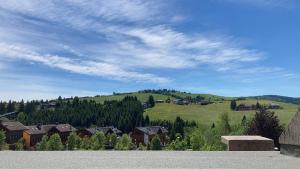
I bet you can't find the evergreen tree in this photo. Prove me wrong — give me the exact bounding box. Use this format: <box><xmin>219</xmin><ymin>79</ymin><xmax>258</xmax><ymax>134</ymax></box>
<box><xmin>148</xmin><ymin>95</ymin><xmax>155</xmax><ymax>108</ymax></box>
<box><xmin>17</xmin><ymin>112</ymin><xmax>27</xmax><ymax>124</ymax></box>
<box><xmin>67</xmin><ymin>132</ymin><xmax>80</xmax><ymax>150</ymax></box>
<box><xmin>36</xmin><ymin>135</ymin><xmax>48</xmax><ymax>151</ymax></box>
<box><xmin>48</xmin><ymin>134</ymin><xmax>63</xmax><ymax>151</ymax></box>
<box><xmin>91</xmin><ymin>132</ymin><xmax>106</xmax><ymax>150</ymax></box>
<box><xmin>174</xmin><ymin>116</ymin><xmax>185</xmax><ymax>137</ymax></box>
<box><xmin>190</xmin><ymin>134</ymin><xmax>202</xmax><ymax>151</ymax></box>
<box><xmin>230</xmin><ymin>100</ymin><xmax>237</xmax><ymax>110</ymax></box>
<box><xmin>18</xmin><ymin>100</ymin><xmax>25</xmax><ymax>113</ymax></box>
<box><xmin>6</xmin><ymin>100</ymin><xmax>15</xmax><ymax>112</ymax></box>
<box><xmin>144</xmin><ymin>115</ymin><xmax>150</xmax><ymax>126</ymax></box>
<box><xmin>15</xmin><ymin>138</ymin><xmax>24</xmax><ymax>151</ymax></box>
<box><xmin>211</xmin><ymin>122</ymin><xmax>215</xmax><ymax>129</ymax></box>
<box><xmin>109</xmin><ymin>133</ymin><xmax>118</xmax><ymax>148</ymax></box>
<box><xmin>256</xmin><ymin>102</ymin><xmax>261</xmax><ymax>110</ymax></box>
<box><xmin>0</xmin><ymin>102</ymin><xmax>6</xmax><ymax>114</ymax></box>
<box><xmin>150</xmin><ymin>135</ymin><xmax>162</xmax><ymax>150</ymax></box>
<box><xmin>115</xmin><ymin>134</ymin><xmax>132</xmax><ymax>150</ymax></box>
<box><xmin>217</xmin><ymin>112</ymin><xmax>231</xmax><ymax>135</ymax></box>
<box><xmin>247</xmin><ymin>109</ymin><xmax>284</xmax><ymax>148</ymax></box>
<box><xmin>80</xmin><ymin>137</ymin><xmax>91</xmax><ymax>150</ymax></box>
<box><xmin>0</xmin><ymin>130</ymin><xmax>7</xmax><ymax>150</ymax></box>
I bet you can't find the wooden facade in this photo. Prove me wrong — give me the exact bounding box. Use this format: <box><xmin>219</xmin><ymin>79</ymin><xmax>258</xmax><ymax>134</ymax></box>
<box><xmin>0</xmin><ymin>121</ymin><xmax>27</xmax><ymax>144</ymax></box>
<box><xmin>279</xmin><ymin>110</ymin><xmax>300</xmax><ymax>157</ymax></box>
<box><xmin>131</xmin><ymin>126</ymin><xmax>167</xmax><ymax>146</ymax></box>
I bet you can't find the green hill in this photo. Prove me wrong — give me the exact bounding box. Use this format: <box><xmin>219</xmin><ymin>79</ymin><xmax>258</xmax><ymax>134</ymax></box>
<box><xmin>80</xmin><ymin>90</ymin><xmax>299</xmax><ymax>127</ymax></box>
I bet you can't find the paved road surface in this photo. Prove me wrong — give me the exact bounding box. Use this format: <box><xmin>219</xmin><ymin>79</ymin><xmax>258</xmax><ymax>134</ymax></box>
<box><xmin>0</xmin><ymin>151</ymin><xmax>299</xmax><ymax>169</ymax></box>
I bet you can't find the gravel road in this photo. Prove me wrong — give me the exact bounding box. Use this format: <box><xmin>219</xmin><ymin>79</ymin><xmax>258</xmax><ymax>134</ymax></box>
<box><xmin>0</xmin><ymin>151</ymin><xmax>299</xmax><ymax>169</ymax></box>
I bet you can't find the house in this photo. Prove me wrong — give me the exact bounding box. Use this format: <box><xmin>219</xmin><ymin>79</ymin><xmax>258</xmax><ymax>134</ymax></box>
<box><xmin>173</xmin><ymin>99</ymin><xmax>189</xmax><ymax>105</ymax></box>
<box><xmin>23</xmin><ymin>123</ymin><xmax>76</xmax><ymax>148</ymax></box>
<box><xmin>268</xmin><ymin>103</ymin><xmax>281</xmax><ymax>109</ymax></box>
<box><xmin>78</xmin><ymin>126</ymin><xmax>122</xmax><ymax>138</ymax></box>
<box><xmin>155</xmin><ymin>100</ymin><xmax>164</xmax><ymax>103</ymax></box>
<box><xmin>279</xmin><ymin>110</ymin><xmax>300</xmax><ymax>157</ymax></box>
<box><xmin>131</xmin><ymin>126</ymin><xmax>168</xmax><ymax>146</ymax></box>
<box><xmin>23</xmin><ymin>125</ymin><xmax>47</xmax><ymax>149</ymax></box>
<box><xmin>236</xmin><ymin>103</ymin><xmax>255</xmax><ymax>111</ymax></box>
<box><xmin>0</xmin><ymin>121</ymin><xmax>27</xmax><ymax>144</ymax></box>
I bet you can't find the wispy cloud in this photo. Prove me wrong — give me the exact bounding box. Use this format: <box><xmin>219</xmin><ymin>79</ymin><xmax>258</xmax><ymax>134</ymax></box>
<box><xmin>0</xmin><ymin>0</ymin><xmax>297</xmax><ymax>100</ymax></box>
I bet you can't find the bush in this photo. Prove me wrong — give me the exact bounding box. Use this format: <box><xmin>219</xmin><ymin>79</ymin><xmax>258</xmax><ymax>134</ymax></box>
<box><xmin>80</xmin><ymin>136</ymin><xmax>91</xmax><ymax>150</ymax></box>
<box><xmin>47</xmin><ymin>134</ymin><xmax>64</xmax><ymax>151</ymax></box>
<box><xmin>247</xmin><ymin>109</ymin><xmax>284</xmax><ymax>148</ymax></box>
<box><xmin>91</xmin><ymin>132</ymin><xmax>106</xmax><ymax>150</ymax></box>
<box><xmin>67</xmin><ymin>132</ymin><xmax>80</xmax><ymax>150</ymax></box>
<box><xmin>36</xmin><ymin>135</ymin><xmax>48</xmax><ymax>151</ymax></box>
<box><xmin>115</xmin><ymin>134</ymin><xmax>132</xmax><ymax>150</ymax></box>
<box><xmin>150</xmin><ymin>135</ymin><xmax>162</xmax><ymax>150</ymax></box>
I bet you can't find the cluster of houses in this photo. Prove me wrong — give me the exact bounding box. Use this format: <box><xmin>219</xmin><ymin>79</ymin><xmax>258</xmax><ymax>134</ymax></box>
<box><xmin>0</xmin><ymin>120</ymin><xmax>168</xmax><ymax>150</ymax></box>
<box><xmin>236</xmin><ymin>102</ymin><xmax>281</xmax><ymax>111</ymax></box>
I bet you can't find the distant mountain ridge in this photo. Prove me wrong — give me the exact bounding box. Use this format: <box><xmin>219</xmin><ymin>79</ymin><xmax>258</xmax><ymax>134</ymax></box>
<box><xmin>247</xmin><ymin>95</ymin><xmax>300</xmax><ymax>105</ymax></box>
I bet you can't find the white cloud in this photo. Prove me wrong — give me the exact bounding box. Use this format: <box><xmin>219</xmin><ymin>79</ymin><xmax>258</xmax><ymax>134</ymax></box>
<box><xmin>0</xmin><ymin>0</ymin><xmax>295</xmax><ymax>88</ymax></box>
<box><xmin>0</xmin><ymin>43</ymin><xmax>170</xmax><ymax>84</ymax></box>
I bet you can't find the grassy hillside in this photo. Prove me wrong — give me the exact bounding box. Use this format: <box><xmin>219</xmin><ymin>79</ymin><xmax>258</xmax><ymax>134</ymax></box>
<box><xmin>80</xmin><ymin>91</ymin><xmax>299</xmax><ymax>127</ymax></box>
<box><xmin>144</xmin><ymin>99</ymin><xmax>299</xmax><ymax>127</ymax></box>
<box><xmin>81</xmin><ymin>91</ymin><xmax>226</xmax><ymax>103</ymax></box>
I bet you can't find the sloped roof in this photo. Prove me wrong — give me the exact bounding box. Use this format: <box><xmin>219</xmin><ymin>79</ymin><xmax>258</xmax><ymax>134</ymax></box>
<box><xmin>1</xmin><ymin>121</ymin><xmax>27</xmax><ymax>131</ymax></box>
<box><xmin>136</xmin><ymin>126</ymin><xmax>168</xmax><ymax>135</ymax></box>
<box><xmin>25</xmin><ymin>124</ymin><xmax>76</xmax><ymax>135</ymax></box>
<box><xmin>25</xmin><ymin>125</ymin><xmax>47</xmax><ymax>135</ymax></box>
<box><xmin>85</xmin><ymin>126</ymin><xmax>122</xmax><ymax>135</ymax></box>
<box><xmin>279</xmin><ymin>110</ymin><xmax>300</xmax><ymax>145</ymax></box>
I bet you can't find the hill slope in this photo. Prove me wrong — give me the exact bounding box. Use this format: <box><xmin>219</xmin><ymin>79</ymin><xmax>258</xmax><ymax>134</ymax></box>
<box><xmin>80</xmin><ymin>91</ymin><xmax>299</xmax><ymax>127</ymax></box>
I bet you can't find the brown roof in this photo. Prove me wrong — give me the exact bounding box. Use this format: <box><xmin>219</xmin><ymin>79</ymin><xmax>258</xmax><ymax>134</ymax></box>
<box><xmin>0</xmin><ymin>121</ymin><xmax>27</xmax><ymax>131</ymax></box>
<box><xmin>25</xmin><ymin>125</ymin><xmax>47</xmax><ymax>135</ymax></box>
<box><xmin>25</xmin><ymin>124</ymin><xmax>76</xmax><ymax>135</ymax></box>
<box><xmin>136</xmin><ymin>126</ymin><xmax>168</xmax><ymax>135</ymax></box>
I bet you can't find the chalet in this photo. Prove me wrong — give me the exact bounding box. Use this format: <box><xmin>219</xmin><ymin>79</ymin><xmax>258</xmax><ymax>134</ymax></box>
<box><xmin>131</xmin><ymin>126</ymin><xmax>168</xmax><ymax>146</ymax></box>
<box><xmin>23</xmin><ymin>125</ymin><xmax>47</xmax><ymax>149</ymax></box>
<box><xmin>279</xmin><ymin>110</ymin><xmax>300</xmax><ymax>157</ymax></box>
<box><xmin>23</xmin><ymin>123</ymin><xmax>76</xmax><ymax>148</ymax></box>
<box><xmin>268</xmin><ymin>103</ymin><xmax>281</xmax><ymax>109</ymax></box>
<box><xmin>78</xmin><ymin>126</ymin><xmax>122</xmax><ymax>138</ymax></box>
<box><xmin>173</xmin><ymin>99</ymin><xmax>189</xmax><ymax>105</ymax></box>
<box><xmin>155</xmin><ymin>100</ymin><xmax>164</xmax><ymax>103</ymax></box>
<box><xmin>236</xmin><ymin>103</ymin><xmax>255</xmax><ymax>111</ymax></box>
<box><xmin>0</xmin><ymin>121</ymin><xmax>27</xmax><ymax>144</ymax></box>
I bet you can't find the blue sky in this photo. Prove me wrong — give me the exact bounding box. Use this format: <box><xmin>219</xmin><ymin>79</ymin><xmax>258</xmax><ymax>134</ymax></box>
<box><xmin>0</xmin><ymin>0</ymin><xmax>299</xmax><ymax>101</ymax></box>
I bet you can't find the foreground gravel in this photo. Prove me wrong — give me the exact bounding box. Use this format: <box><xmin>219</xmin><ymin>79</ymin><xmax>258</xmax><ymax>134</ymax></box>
<box><xmin>0</xmin><ymin>151</ymin><xmax>299</xmax><ymax>169</ymax></box>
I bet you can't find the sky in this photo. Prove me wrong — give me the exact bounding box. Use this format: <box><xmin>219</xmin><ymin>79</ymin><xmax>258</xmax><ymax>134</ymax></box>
<box><xmin>0</xmin><ymin>0</ymin><xmax>300</xmax><ymax>101</ymax></box>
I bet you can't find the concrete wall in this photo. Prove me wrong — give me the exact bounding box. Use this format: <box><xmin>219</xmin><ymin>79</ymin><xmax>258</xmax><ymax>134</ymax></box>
<box><xmin>226</xmin><ymin>140</ymin><xmax>274</xmax><ymax>151</ymax></box>
<box><xmin>280</xmin><ymin>144</ymin><xmax>300</xmax><ymax>157</ymax></box>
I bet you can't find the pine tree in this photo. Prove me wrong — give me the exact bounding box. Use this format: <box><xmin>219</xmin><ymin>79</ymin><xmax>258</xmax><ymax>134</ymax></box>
<box><xmin>80</xmin><ymin>136</ymin><xmax>91</xmax><ymax>150</ymax></box>
<box><xmin>17</xmin><ymin>112</ymin><xmax>27</xmax><ymax>124</ymax></box>
<box><xmin>150</xmin><ymin>135</ymin><xmax>162</xmax><ymax>150</ymax></box>
<box><xmin>0</xmin><ymin>130</ymin><xmax>7</xmax><ymax>150</ymax></box>
<box><xmin>67</xmin><ymin>132</ymin><xmax>80</xmax><ymax>150</ymax></box>
<box><xmin>36</xmin><ymin>135</ymin><xmax>48</xmax><ymax>151</ymax></box>
<box><xmin>0</xmin><ymin>102</ymin><xmax>6</xmax><ymax>114</ymax></box>
<box><xmin>18</xmin><ymin>100</ymin><xmax>25</xmax><ymax>113</ymax></box>
<box><xmin>247</xmin><ymin>109</ymin><xmax>284</xmax><ymax>148</ymax></box>
<box><xmin>148</xmin><ymin>95</ymin><xmax>155</xmax><ymax>108</ymax></box>
<box><xmin>15</xmin><ymin>138</ymin><xmax>24</xmax><ymax>151</ymax></box>
<box><xmin>230</xmin><ymin>100</ymin><xmax>237</xmax><ymax>110</ymax></box>
<box><xmin>48</xmin><ymin>134</ymin><xmax>63</xmax><ymax>151</ymax></box>
<box><xmin>144</xmin><ymin>115</ymin><xmax>150</xmax><ymax>126</ymax></box>
<box><xmin>217</xmin><ymin>112</ymin><xmax>231</xmax><ymax>135</ymax></box>
<box><xmin>6</xmin><ymin>100</ymin><xmax>15</xmax><ymax>113</ymax></box>
<box><xmin>91</xmin><ymin>132</ymin><xmax>105</xmax><ymax>150</ymax></box>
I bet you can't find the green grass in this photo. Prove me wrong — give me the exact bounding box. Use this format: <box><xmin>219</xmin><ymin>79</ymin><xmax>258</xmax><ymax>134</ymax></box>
<box><xmin>82</xmin><ymin>93</ymin><xmax>176</xmax><ymax>103</ymax></box>
<box><xmin>145</xmin><ymin>99</ymin><xmax>299</xmax><ymax>127</ymax></box>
